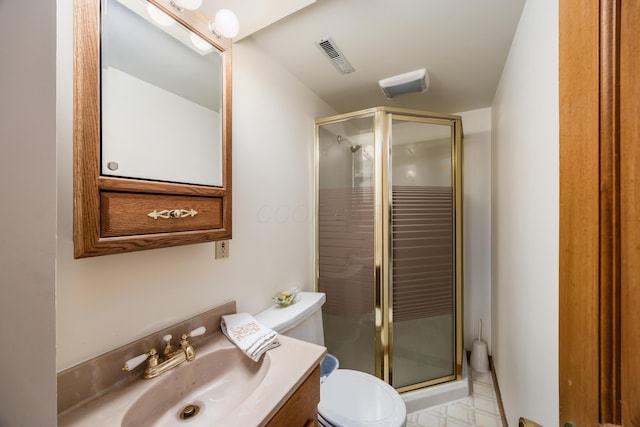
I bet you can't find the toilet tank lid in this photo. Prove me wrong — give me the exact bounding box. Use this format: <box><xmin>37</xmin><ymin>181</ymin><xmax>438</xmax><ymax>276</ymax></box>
<box><xmin>254</xmin><ymin>292</ymin><xmax>326</xmax><ymax>334</ymax></box>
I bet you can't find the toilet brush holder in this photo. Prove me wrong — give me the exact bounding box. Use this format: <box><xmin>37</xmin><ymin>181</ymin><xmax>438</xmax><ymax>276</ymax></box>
<box><xmin>470</xmin><ymin>320</ymin><xmax>490</xmax><ymax>373</ymax></box>
<box><xmin>470</xmin><ymin>339</ymin><xmax>490</xmax><ymax>373</ymax></box>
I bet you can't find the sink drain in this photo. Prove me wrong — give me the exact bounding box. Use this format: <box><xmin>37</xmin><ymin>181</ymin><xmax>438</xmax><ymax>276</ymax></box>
<box><xmin>180</xmin><ymin>404</ymin><xmax>200</xmax><ymax>420</ymax></box>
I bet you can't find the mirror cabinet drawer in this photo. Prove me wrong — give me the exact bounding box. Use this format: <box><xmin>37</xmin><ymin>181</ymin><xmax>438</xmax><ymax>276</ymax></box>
<box><xmin>100</xmin><ymin>192</ymin><xmax>223</xmax><ymax>237</ymax></box>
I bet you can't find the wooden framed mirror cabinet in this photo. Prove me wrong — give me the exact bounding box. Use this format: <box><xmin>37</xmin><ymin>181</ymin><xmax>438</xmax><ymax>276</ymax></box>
<box><xmin>73</xmin><ymin>0</ymin><xmax>232</xmax><ymax>258</ymax></box>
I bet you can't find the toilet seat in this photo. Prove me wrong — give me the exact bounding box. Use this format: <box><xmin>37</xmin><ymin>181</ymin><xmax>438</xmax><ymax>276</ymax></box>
<box><xmin>318</xmin><ymin>369</ymin><xmax>407</xmax><ymax>427</ymax></box>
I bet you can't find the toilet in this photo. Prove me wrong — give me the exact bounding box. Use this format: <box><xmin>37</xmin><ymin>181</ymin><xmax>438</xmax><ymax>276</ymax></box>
<box><xmin>255</xmin><ymin>292</ymin><xmax>407</xmax><ymax>427</ymax></box>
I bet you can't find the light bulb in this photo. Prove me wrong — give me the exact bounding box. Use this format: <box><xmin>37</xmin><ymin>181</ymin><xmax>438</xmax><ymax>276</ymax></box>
<box><xmin>171</xmin><ymin>0</ymin><xmax>202</xmax><ymax>11</ymax></box>
<box><xmin>209</xmin><ymin>9</ymin><xmax>239</xmax><ymax>38</ymax></box>
<box><xmin>190</xmin><ymin>32</ymin><xmax>211</xmax><ymax>51</ymax></box>
<box><xmin>147</xmin><ymin>4</ymin><xmax>174</xmax><ymax>27</ymax></box>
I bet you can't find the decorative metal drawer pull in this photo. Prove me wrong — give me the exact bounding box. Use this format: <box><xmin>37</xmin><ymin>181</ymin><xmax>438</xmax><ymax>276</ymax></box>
<box><xmin>148</xmin><ymin>209</ymin><xmax>199</xmax><ymax>220</ymax></box>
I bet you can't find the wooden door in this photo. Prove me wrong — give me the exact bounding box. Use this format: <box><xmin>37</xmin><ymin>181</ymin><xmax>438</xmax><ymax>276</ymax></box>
<box><xmin>560</xmin><ymin>0</ymin><xmax>639</xmax><ymax>424</ymax></box>
<box><xmin>619</xmin><ymin>1</ymin><xmax>640</xmax><ymax>422</ymax></box>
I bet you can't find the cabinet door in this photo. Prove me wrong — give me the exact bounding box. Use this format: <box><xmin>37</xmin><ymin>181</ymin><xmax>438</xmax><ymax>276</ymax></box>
<box><xmin>266</xmin><ymin>366</ymin><xmax>320</xmax><ymax>427</ymax></box>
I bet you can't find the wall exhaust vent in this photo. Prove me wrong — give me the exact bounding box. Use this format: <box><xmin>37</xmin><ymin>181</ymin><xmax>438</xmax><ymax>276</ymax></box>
<box><xmin>316</xmin><ymin>38</ymin><xmax>355</xmax><ymax>74</ymax></box>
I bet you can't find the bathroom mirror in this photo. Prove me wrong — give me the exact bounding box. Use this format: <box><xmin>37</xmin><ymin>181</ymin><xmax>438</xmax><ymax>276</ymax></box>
<box><xmin>74</xmin><ymin>0</ymin><xmax>232</xmax><ymax>258</ymax></box>
<box><xmin>101</xmin><ymin>0</ymin><xmax>224</xmax><ymax>186</ymax></box>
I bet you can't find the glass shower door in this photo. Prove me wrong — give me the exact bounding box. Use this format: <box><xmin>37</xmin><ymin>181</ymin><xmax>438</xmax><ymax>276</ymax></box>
<box><xmin>316</xmin><ymin>115</ymin><xmax>377</xmax><ymax>376</ymax></box>
<box><xmin>388</xmin><ymin>116</ymin><xmax>458</xmax><ymax>390</ymax></box>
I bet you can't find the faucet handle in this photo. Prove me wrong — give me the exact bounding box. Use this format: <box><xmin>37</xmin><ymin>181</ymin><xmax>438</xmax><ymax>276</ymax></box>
<box><xmin>122</xmin><ymin>352</ymin><xmax>150</xmax><ymax>371</ymax></box>
<box><xmin>180</xmin><ymin>326</ymin><xmax>206</xmax><ymax>345</ymax></box>
<box><xmin>178</xmin><ymin>326</ymin><xmax>205</xmax><ymax>362</ymax></box>
<box><xmin>189</xmin><ymin>326</ymin><xmax>206</xmax><ymax>338</ymax></box>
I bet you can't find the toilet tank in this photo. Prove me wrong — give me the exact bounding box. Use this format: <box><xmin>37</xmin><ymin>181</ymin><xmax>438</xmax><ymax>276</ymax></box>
<box><xmin>254</xmin><ymin>292</ymin><xmax>326</xmax><ymax>346</ymax></box>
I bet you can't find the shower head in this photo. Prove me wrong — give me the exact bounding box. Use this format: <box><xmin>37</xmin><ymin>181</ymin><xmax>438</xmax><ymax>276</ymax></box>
<box><xmin>336</xmin><ymin>136</ymin><xmax>361</xmax><ymax>153</ymax></box>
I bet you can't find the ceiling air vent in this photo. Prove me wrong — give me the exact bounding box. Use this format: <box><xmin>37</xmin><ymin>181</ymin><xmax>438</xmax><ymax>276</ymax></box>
<box><xmin>316</xmin><ymin>38</ymin><xmax>355</xmax><ymax>74</ymax></box>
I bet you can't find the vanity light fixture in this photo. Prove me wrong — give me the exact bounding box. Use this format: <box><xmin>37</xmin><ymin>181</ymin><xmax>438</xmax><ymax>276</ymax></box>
<box><xmin>147</xmin><ymin>3</ymin><xmax>175</xmax><ymax>26</ymax></box>
<box><xmin>189</xmin><ymin>32</ymin><xmax>212</xmax><ymax>51</ymax></box>
<box><xmin>209</xmin><ymin>9</ymin><xmax>240</xmax><ymax>39</ymax></box>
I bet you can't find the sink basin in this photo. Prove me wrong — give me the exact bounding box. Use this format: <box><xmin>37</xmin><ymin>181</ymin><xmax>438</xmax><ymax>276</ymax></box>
<box><xmin>58</xmin><ymin>333</ymin><xmax>325</xmax><ymax>427</ymax></box>
<box><xmin>122</xmin><ymin>347</ymin><xmax>270</xmax><ymax>427</ymax></box>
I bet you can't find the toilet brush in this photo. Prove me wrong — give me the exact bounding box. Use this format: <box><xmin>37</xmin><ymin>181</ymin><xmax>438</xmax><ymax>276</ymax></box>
<box><xmin>470</xmin><ymin>319</ymin><xmax>490</xmax><ymax>373</ymax></box>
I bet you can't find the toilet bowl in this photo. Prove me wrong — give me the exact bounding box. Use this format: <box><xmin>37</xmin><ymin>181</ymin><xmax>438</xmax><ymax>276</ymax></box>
<box><xmin>318</xmin><ymin>369</ymin><xmax>407</xmax><ymax>427</ymax></box>
<box><xmin>255</xmin><ymin>292</ymin><xmax>407</xmax><ymax>427</ymax></box>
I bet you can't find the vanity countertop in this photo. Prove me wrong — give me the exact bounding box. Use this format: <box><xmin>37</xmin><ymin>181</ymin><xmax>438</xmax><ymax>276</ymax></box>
<box><xmin>58</xmin><ymin>333</ymin><xmax>326</xmax><ymax>427</ymax></box>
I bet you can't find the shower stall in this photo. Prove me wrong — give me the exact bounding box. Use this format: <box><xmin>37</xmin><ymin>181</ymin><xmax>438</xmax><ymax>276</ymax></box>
<box><xmin>315</xmin><ymin>107</ymin><xmax>463</xmax><ymax>393</ymax></box>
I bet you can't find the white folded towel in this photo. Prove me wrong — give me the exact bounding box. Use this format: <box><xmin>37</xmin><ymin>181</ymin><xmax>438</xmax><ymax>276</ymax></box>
<box><xmin>220</xmin><ymin>313</ymin><xmax>280</xmax><ymax>362</ymax></box>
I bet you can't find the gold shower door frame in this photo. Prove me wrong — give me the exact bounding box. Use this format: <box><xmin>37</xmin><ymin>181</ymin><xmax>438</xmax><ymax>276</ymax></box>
<box><xmin>314</xmin><ymin>106</ymin><xmax>463</xmax><ymax>393</ymax></box>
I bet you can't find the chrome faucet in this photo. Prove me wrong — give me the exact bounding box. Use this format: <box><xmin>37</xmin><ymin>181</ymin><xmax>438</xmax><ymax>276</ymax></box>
<box><xmin>122</xmin><ymin>326</ymin><xmax>206</xmax><ymax>379</ymax></box>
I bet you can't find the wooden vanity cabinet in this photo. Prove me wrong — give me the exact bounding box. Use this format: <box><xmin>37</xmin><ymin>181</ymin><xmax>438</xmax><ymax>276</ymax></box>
<box><xmin>266</xmin><ymin>365</ymin><xmax>320</xmax><ymax>427</ymax></box>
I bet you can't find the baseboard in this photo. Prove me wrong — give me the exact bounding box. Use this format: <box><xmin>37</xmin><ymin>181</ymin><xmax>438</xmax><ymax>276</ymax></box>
<box><xmin>489</xmin><ymin>355</ymin><xmax>509</xmax><ymax>427</ymax></box>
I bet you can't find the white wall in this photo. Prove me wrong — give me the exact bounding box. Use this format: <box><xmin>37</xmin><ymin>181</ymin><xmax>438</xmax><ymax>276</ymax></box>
<box><xmin>56</xmin><ymin>0</ymin><xmax>335</xmax><ymax>369</ymax></box>
<box><xmin>456</xmin><ymin>108</ymin><xmax>492</xmax><ymax>353</ymax></box>
<box><xmin>491</xmin><ymin>0</ymin><xmax>559</xmax><ymax>425</ymax></box>
<box><xmin>0</xmin><ymin>1</ymin><xmax>58</xmax><ymax>425</ymax></box>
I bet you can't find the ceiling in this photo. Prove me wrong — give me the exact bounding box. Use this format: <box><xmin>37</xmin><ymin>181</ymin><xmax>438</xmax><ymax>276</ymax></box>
<box><xmin>204</xmin><ymin>0</ymin><xmax>527</xmax><ymax>114</ymax></box>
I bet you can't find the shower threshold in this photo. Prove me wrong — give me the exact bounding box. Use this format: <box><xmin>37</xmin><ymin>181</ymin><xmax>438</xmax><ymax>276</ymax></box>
<box><xmin>401</xmin><ymin>357</ymin><xmax>470</xmax><ymax>413</ymax></box>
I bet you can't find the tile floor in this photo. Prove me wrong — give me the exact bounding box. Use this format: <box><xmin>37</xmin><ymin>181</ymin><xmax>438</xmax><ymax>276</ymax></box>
<box><xmin>407</xmin><ymin>369</ymin><xmax>504</xmax><ymax>427</ymax></box>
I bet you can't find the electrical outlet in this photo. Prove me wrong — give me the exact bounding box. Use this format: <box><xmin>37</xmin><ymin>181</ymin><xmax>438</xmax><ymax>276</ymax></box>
<box><xmin>215</xmin><ymin>240</ymin><xmax>229</xmax><ymax>259</ymax></box>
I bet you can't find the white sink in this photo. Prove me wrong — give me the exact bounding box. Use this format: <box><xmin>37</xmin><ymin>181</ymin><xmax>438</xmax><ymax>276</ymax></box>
<box><xmin>58</xmin><ymin>333</ymin><xmax>325</xmax><ymax>427</ymax></box>
<box><xmin>122</xmin><ymin>347</ymin><xmax>270</xmax><ymax>426</ymax></box>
